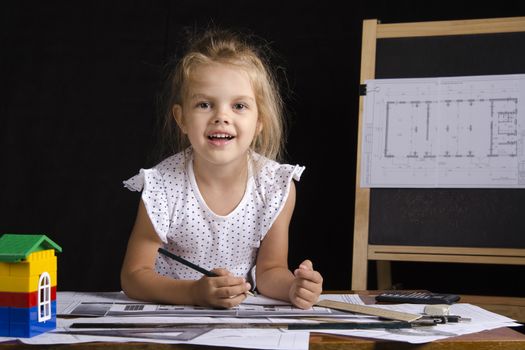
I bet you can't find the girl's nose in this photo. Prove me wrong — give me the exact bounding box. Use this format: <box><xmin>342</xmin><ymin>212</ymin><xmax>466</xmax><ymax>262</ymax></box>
<box><xmin>214</xmin><ymin>118</ymin><xmax>229</xmax><ymax>124</ymax></box>
<box><xmin>213</xmin><ymin>108</ymin><xmax>231</xmax><ymax>124</ymax></box>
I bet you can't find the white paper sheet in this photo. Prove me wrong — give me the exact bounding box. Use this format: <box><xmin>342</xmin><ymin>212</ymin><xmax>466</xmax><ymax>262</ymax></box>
<box><xmin>18</xmin><ymin>314</ymin><xmax>398</xmax><ymax>346</ymax></box>
<box><xmin>361</xmin><ymin>74</ymin><xmax>525</xmax><ymax>188</ymax></box>
<box><xmin>18</xmin><ymin>317</ymin><xmax>310</xmax><ymax>349</ymax></box>
<box><xmin>318</xmin><ymin>294</ymin><xmax>366</xmax><ymax>305</ymax></box>
<box><xmin>57</xmin><ymin>291</ymin><xmax>349</xmax><ymax>318</ymax></box>
<box><xmin>314</xmin><ymin>303</ymin><xmax>521</xmax><ymax>344</ymax></box>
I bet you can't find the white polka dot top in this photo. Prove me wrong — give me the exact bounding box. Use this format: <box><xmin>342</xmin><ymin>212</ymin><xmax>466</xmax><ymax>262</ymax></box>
<box><xmin>123</xmin><ymin>148</ymin><xmax>305</xmax><ymax>282</ymax></box>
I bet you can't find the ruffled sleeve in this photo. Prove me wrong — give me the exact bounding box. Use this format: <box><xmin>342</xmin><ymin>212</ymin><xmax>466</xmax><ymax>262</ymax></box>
<box><xmin>256</xmin><ymin>159</ymin><xmax>305</xmax><ymax>240</ymax></box>
<box><xmin>123</xmin><ymin>169</ymin><xmax>171</xmax><ymax>243</ymax></box>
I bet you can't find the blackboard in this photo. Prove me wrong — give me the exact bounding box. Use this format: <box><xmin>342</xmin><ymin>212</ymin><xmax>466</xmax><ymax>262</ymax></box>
<box><xmin>352</xmin><ymin>17</ymin><xmax>525</xmax><ymax>290</ymax></box>
<box><xmin>369</xmin><ymin>189</ymin><xmax>525</xmax><ymax>248</ymax></box>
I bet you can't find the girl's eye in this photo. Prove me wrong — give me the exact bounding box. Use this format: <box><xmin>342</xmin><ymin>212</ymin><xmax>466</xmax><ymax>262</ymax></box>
<box><xmin>233</xmin><ymin>103</ymin><xmax>247</xmax><ymax>110</ymax></box>
<box><xmin>197</xmin><ymin>102</ymin><xmax>211</xmax><ymax>109</ymax></box>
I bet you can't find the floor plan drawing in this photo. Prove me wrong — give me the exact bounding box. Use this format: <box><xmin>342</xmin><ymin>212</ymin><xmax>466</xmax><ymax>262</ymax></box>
<box><xmin>360</xmin><ymin>74</ymin><xmax>525</xmax><ymax>188</ymax></box>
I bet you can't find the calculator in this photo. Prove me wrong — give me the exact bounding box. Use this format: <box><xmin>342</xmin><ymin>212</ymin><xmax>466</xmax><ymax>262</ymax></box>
<box><xmin>375</xmin><ymin>291</ymin><xmax>460</xmax><ymax>304</ymax></box>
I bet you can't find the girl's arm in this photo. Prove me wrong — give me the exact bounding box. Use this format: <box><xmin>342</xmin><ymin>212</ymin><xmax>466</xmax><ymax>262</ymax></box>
<box><xmin>255</xmin><ymin>183</ymin><xmax>323</xmax><ymax>309</ymax></box>
<box><xmin>120</xmin><ymin>200</ymin><xmax>250</xmax><ymax>308</ymax></box>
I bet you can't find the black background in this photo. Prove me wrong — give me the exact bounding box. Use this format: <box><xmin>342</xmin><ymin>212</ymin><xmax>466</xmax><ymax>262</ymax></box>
<box><xmin>2</xmin><ymin>1</ymin><xmax>525</xmax><ymax>297</ymax></box>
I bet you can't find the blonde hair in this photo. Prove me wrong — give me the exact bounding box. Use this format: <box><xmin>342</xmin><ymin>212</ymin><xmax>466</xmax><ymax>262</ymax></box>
<box><xmin>158</xmin><ymin>28</ymin><xmax>286</xmax><ymax>162</ymax></box>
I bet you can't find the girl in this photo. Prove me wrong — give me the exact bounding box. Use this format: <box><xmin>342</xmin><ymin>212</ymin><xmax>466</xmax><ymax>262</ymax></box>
<box><xmin>121</xmin><ymin>29</ymin><xmax>323</xmax><ymax>309</ymax></box>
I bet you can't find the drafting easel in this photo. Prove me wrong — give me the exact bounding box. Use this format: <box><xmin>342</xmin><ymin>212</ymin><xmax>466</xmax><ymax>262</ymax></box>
<box><xmin>352</xmin><ymin>16</ymin><xmax>525</xmax><ymax>290</ymax></box>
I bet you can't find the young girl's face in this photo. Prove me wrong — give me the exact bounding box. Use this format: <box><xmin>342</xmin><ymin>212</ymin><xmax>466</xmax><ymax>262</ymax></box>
<box><xmin>174</xmin><ymin>62</ymin><xmax>260</xmax><ymax>167</ymax></box>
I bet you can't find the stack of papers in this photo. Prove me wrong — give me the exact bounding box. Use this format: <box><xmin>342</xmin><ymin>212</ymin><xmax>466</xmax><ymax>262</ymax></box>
<box><xmin>0</xmin><ymin>292</ymin><xmax>520</xmax><ymax>348</ymax></box>
<box><xmin>315</xmin><ymin>301</ymin><xmax>521</xmax><ymax>344</ymax></box>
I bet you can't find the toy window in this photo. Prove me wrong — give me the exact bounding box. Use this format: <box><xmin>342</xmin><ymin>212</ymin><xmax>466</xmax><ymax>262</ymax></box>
<box><xmin>38</xmin><ymin>272</ymin><xmax>51</xmax><ymax>322</ymax></box>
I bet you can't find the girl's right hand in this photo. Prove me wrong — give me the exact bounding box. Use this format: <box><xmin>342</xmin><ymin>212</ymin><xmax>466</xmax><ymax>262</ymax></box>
<box><xmin>191</xmin><ymin>268</ymin><xmax>252</xmax><ymax>308</ymax></box>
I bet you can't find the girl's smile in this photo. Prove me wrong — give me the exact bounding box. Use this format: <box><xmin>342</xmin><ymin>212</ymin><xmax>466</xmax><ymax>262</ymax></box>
<box><xmin>207</xmin><ymin>130</ymin><xmax>236</xmax><ymax>147</ymax></box>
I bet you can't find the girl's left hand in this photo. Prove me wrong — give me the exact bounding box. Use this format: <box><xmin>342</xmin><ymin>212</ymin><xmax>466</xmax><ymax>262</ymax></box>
<box><xmin>288</xmin><ymin>260</ymin><xmax>323</xmax><ymax>309</ymax></box>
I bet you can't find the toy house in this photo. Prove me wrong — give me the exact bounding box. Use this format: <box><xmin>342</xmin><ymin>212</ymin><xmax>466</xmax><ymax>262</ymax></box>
<box><xmin>0</xmin><ymin>234</ymin><xmax>62</xmax><ymax>337</ymax></box>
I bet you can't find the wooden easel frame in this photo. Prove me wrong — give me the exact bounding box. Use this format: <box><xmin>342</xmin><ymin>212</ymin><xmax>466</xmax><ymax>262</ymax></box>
<box><xmin>352</xmin><ymin>16</ymin><xmax>525</xmax><ymax>291</ymax></box>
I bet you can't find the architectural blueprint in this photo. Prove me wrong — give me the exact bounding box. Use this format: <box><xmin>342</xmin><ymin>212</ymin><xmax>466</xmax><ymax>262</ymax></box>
<box><xmin>360</xmin><ymin>74</ymin><xmax>525</xmax><ymax>188</ymax></box>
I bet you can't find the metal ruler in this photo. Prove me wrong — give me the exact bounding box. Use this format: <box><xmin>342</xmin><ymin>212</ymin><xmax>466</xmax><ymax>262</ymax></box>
<box><xmin>68</xmin><ymin>321</ymin><xmax>418</xmax><ymax>331</ymax></box>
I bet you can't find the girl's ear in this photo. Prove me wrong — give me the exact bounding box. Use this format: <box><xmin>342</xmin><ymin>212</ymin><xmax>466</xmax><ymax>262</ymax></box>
<box><xmin>172</xmin><ymin>104</ymin><xmax>187</xmax><ymax>134</ymax></box>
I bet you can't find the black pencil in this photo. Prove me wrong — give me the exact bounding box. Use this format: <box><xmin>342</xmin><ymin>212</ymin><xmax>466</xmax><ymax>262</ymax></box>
<box><xmin>158</xmin><ymin>247</ymin><xmax>218</xmax><ymax>277</ymax></box>
<box><xmin>157</xmin><ymin>247</ymin><xmax>254</xmax><ymax>296</ymax></box>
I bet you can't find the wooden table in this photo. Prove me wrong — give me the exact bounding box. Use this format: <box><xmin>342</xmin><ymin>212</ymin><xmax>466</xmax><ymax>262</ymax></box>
<box><xmin>0</xmin><ymin>292</ymin><xmax>523</xmax><ymax>349</ymax></box>
<box><xmin>1</xmin><ymin>327</ymin><xmax>524</xmax><ymax>350</ymax></box>
<box><xmin>310</xmin><ymin>327</ymin><xmax>525</xmax><ymax>350</ymax></box>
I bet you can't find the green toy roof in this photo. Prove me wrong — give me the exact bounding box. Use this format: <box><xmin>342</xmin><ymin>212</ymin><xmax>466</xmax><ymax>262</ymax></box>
<box><xmin>0</xmin><ymin>234</ymin><xmax>62</xmax><ymax>262</ymax></box>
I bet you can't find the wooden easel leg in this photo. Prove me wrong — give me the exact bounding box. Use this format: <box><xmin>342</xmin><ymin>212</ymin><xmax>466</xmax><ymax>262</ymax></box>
<box><xmin>377</xmin><ymin>261</ymin><xmax>392</xmax><ymax>290</ymax></box>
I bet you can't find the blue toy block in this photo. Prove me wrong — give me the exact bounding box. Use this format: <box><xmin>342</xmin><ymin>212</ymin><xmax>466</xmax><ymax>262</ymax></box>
<box><xmin>1</xmin><ymin>302</ymin><xmax>56</xmax><ymax>337</ymax></box>
<box><xmin>0</xmin><ymin>307</ymin><xmax>9</xmax><ymax>337</ymax></box>
<box><xmin>0</xmin><ymin>322</ymin><xmax>8</xmax><ymax>337</ymax></box>
<box><xmin>9</xmin><ymin>306</ymin><xmax>32</xmax><ymax>323</ymax></box>
<box><xmin>9</xmin><ymin>318</ymin><xmax>56</xmax><ymax>338</ymax></box>
<box><xmin>0</xmin><ymin>307</ymin><xmax>8</xmax><ymax>323</ymax></box>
